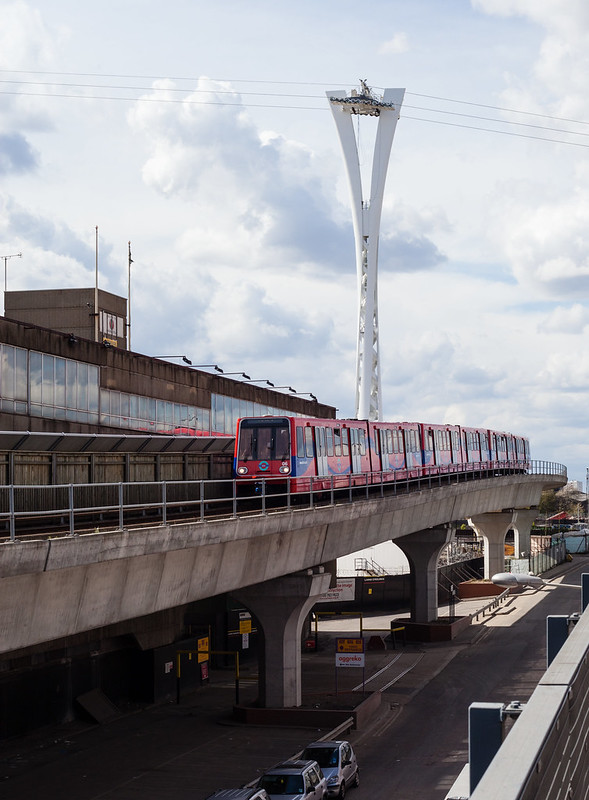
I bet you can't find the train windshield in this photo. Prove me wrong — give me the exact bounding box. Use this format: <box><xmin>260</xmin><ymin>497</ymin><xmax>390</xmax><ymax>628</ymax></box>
<box><xmin>238</xmin><ymin>419</ymin><xmax>290</xmax><ymax>462</ymax></box>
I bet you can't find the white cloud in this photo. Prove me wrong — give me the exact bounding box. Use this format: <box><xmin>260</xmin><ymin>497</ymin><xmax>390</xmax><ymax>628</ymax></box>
<box><xmin>378</xmin><ymin>33</ymin><xmax>410</xmax><ymax>55</ymax></box>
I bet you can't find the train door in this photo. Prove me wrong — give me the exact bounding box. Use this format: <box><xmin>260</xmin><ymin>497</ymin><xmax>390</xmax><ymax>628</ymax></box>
<box><xmin>422</xmin><ymin>426</ymin><xmax>434</xmax><ymax>469</ymax></box>
<box><xmin>315</xmin><ymin>426</ymin><xmax>329</xmax><ymax>477</ymax></box>
<box><xmin>349</xmin><ymin>427</ymin><xmax>362</xmax><ymax>473</ymax></box>
<box><xmin>379</xmin><ymin>428</ymin><xmax>389</xmax><ymax>471</ymax></box>
<box><xmin>451</xmin><ymin>429</ymin><xmax>462</xmax><ymax>468</ymax></box>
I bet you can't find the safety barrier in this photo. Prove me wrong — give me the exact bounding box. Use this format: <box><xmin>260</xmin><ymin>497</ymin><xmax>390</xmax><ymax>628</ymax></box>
<box><xmin>0</xmin><ymin>459</ymin><xmax>566</xmax><ymax>542</ymax></box>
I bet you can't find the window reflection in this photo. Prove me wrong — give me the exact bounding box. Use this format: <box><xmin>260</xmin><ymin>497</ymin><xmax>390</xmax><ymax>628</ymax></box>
<box><xmin>0</xmin><ymin>345</ymin><xmax>309</xmax><ymax>437</ymax></box>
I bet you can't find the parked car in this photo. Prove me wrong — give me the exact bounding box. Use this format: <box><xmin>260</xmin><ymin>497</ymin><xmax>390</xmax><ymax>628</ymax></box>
<box><xmin>258</xmin><ymin>760</ymin><xmax>327</xmax><ymax>800</ymax></box>
<box><xmin>205</xmin><ymin>789</ymin><xmax>270</xmax><ymax>800</ymax></box>
<box><xmin>300</xmin><ymin>741</ymin><xmax>359</xmax><ymax>799</ymax></box>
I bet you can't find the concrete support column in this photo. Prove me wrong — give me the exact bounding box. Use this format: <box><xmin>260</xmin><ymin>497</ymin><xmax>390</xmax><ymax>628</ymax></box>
<box><xmin>233</xmin><ymin>569</ymin><xmax>332</xmax><ymax>708</ymax></box>
<box><xmin>395</xmin><ymin>526</ymin><xmax>454</xmax><ymax>623</ymax></box>
<box><xmin>468</xmin><ymin>512</ymin><xmax>515</xmax><ymax>578</ymax></box>
<box><xmin>512</xmin><ymin>509</ymin><xmax>537</xmax><ymax>559</ymax></box>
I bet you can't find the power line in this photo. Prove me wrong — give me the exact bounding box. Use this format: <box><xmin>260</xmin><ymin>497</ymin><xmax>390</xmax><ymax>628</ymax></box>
<box><xmin>2</xmin><ymin>67</ymin><xmax>588</xmax><ymax>128</ymax></box>
<box><xmin>1</xmin><ymin>69</ymin><xmax>589</xmax><ymax>148</ymax></box>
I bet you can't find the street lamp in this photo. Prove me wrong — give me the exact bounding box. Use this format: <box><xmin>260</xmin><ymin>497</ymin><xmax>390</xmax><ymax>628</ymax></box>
<box><xmin>193</xmin><ymin>364</ymin><xmax>224</xmax><ymax>373</ymax></box>
<box><xmin>222</xmin><ymin>372</ymin><xmax>251</xmax><ymax>380</ymax></box>
<box><xmin>242</xmin><ymin>379</ymin><xmax>275</xmax><ymax>387</ymax></box>
<box><xmin>154</xmin><ymin>355</ymin><xmax>193</xmax><ymax>365</ymax></box>
<box><xmin>491</xmin><ymin>572</ymin><xmax>582</xmax><ymax>590</ymax></box>
<box><xmin>273</xmin><ymin>386</ymin><xmax>297</xmax><ymax>393</ymax></box>
<box><xmin>294</xmin><ymin>392</ymin><xmax>318</xmax><ymax>401</ymax></box>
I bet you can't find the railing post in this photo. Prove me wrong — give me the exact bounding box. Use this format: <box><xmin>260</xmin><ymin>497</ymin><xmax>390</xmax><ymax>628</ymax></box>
<box><xmin>161</xmin><ymin>481</ymin><xmax>167</xmax><ymax>525</ymax></box>
<box><xmin>348</xmin><ymin>474</ymin><xmax>353</xmax><ymax>503</ymax></box>
<box><xmin>200</xmin><ymin>480</ymin><xmax>205</xmax><ymax>521</ymax></box>
<box><xmin>9</xmin><ymin>484</ymin><xmax>15</xmax><ymax>542</ymax></box>
<box><xmin>330</xmin><ymin>475</ymin><xmax>334</xmax><ymax>506</ymax></box>
<box><xmin>261</xmin><ymin>479</ymin><xmax>266</xmax><ymax>514</ymax></box>
<box><xmin>287</xmin><ymin>477</ymin><xmax>291</xmax><ymax>510</ymax></box>
<box><xmin>310</xmin><ymin>477</ymin><xmax>314</xmax><ymax>510</ymax></box>
<box><xmin>232</xmin><ymin>479</ymin><xmax>237</xmax><ymax>518</ymax></box>
<box><xmin>69</xmin><ymin>484</ymin><xmax>74</xmax><ymax>536</ymax></box>
<box><xmin>119</xmin><ymin>482</ymin><xmax>124</xmax><ymax>531</ymax></box>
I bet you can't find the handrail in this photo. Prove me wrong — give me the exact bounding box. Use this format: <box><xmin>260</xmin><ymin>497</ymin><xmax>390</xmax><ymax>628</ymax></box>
<box><xmin>470</xmin><ymin>588</ymin><xmax>510</xmax><ymax>621</ymax></box>
<box><xmin>0</xmin><ymin>459</ymin><xmax>566</xmax><ymax>543</ymax></box>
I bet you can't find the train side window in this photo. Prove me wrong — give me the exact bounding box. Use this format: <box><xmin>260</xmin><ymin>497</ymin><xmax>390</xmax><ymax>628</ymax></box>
<box><xmin>426</xmin><ymin>430</ymin><xmax>434</xmax><ymax>451</ymax></box>
<box><xmin>334</xmin><ymin>428</ymin><xmax>342</xmax><ymax>456</ymax></box>
<box><xmin>304</xmin><ymin>426</ymin><xmax>314</xmax><ymax>457</ymax></box>
<box><xmin>326</xmin><ymin>427</ymin><xmax>334</xmax><ymax>456</ymax></box>
<box><xmin>342</xmin><ymin>428</ymin><xmax>349</xmax><ymax>457</ymax></box>
<box><xmin>359</xmin><ymin>429</ymin><xmax>366</xmax><ymax>455</ymax></box>
<box><xmin>408</xmin><ymin>429</ymin><xmax>416</xmax><ymax>452</ymax></box>
<box><xmin>315</xmin><ymin>427</ymin><xmax>323</xmax><ymax>456</ymax></box>
<box><xmin>385</xmin><ymin>429</ymin><xmax>391</xmax><ymax>454</ymax></box>
<box><xmin>374</xmin><ymin>429</ymin><xmax>380</xmax><ymax>456</ymax></box>
<box><xmin>296</xmin><ymin>426</ymin><xmax>304</xmax><ymax>456</ymax></box>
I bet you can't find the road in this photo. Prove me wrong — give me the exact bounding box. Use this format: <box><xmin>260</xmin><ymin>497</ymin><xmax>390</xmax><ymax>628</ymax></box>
<box><xmin>349</xmin><ymin>557</ymin><xmax>587</xmax><ymax>799</ymax></box>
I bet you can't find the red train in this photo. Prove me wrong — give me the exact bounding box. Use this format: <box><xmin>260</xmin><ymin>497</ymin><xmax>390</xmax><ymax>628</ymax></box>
<box><xmin>234</xmin><ymin>415</ymin><xmax>530</xmax><ymax>492</ymax></box>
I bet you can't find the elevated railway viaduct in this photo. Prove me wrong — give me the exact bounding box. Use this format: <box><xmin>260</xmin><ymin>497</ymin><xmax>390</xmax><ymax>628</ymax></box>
<box><xmin>0</xmin><ymin>465</ymin><xmax>565</xmax><ymax>720</ymax></box>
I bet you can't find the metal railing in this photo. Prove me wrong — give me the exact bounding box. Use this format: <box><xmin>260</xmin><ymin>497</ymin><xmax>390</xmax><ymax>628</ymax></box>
<box><xmin>0</xmin><ymin>459</ymin><xmax>566</xmax><ymax>543</ymax></box>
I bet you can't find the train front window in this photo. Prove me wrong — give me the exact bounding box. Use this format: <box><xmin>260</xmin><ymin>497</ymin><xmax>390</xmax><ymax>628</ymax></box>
<box><xmin>238</xmin><ymin>421</ymin><xmax>290</xmax><ymax>461</ymax></box>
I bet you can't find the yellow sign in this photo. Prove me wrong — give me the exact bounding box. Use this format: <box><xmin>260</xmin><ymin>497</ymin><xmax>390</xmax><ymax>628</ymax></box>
<box><xmin>336</xmin><ymin>637</ymin><xmax>364</xmax><ymax>653</ymax></box>
<box><xmin>239</xmin><ymin>619</ymin><xmax>252</xmax><ymax>634</ymax></box>
<box><xmin>197</xmin><ymin>636</ymin><xmax>209</xmax><ymax>663</ymax></box>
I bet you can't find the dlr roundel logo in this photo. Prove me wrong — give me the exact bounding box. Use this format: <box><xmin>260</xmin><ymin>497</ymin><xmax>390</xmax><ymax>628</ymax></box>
<box><xmin>258</xmin><ymin>461</ymin><xmax>269</xmax><ymax>472</ymax></box>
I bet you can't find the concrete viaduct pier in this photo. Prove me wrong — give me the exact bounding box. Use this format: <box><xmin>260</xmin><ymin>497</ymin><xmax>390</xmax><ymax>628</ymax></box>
<box><xmin>0</xmin><ymin>469</ymin><xmax>565</xmax><ymax>710</ymax></box>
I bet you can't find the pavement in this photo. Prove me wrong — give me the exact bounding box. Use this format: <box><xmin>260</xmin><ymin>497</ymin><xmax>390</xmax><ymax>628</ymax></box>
<box><xmin>0</xmin><ymin>562</ymin><xmax>582</xmax><ymax>800</ymax></box>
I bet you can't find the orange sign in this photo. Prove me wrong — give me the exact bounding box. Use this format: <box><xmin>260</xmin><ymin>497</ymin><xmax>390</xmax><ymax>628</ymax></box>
<box><xmin>197</xmin><ymin>636</ymin><xmax>209</xmax><ymax>663</ymax></box>
<box><xmin>336</xmin><ymin>637</ymin><xmax>364</xmax><ymax>653</ymax></box>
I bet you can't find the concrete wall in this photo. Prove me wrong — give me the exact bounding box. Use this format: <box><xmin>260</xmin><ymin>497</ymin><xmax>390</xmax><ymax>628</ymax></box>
<box><xmin>0</xmin><ymin>472</ymin><xmax>561</xmax><ymax>656</ymax></box>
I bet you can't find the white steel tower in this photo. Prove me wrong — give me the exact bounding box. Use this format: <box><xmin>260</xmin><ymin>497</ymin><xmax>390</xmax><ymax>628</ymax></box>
<box><xmin>327</xmin><ymin>81</ymin><xmax>405</xmax><ymax>420</ymax></box>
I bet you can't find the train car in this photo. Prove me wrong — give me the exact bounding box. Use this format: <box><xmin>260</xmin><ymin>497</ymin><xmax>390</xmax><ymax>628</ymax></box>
<box><xmin>368</xmin><ymin>421</ymin><xmax>423</xmax><ymax>481</ymax></box>
<box><xmin>419</xmin><ymin>423</ymin><xmax>463</xmax><ymax>474</ymax></box>
<box><xmin>461</xmin><ymin>426</ymin><xmax>489</xmax><ymax>468</ymax></box>
<box><xmin>234</xmin><ymin>416</ymin><xmax>372</xmax><ymax>493</ymax></box>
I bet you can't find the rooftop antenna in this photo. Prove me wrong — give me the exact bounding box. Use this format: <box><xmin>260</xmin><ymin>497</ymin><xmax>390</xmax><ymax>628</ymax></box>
<box><xmin>94</xmin><ymin>226</ymin><xmax>99</xmax><ymax>343</ymax></box>
<box><xmin>327</xmin><ymin>80</ymin><xmax>405</xmax><ymax>420</ymax></box>
<box><xmin>127</xmin><ymin>241</ymin><xmax>133</xmax><ymax>350</ymax></box>
<box><xmin>1</xmin><ymin>252</ymin><xmax>22</xmax><ymax>315</ymax></box>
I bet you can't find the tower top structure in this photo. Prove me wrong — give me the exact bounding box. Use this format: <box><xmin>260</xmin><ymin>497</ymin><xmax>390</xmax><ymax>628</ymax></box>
<box><xmin>326</xmin><ymin>81</ymin><xmax>405</xmax><ymax>420</ymax></box>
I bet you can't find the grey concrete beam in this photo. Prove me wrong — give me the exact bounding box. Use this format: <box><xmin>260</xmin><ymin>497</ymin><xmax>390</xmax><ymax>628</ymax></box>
<box><xmin>468</xmin><ymin>511</ymin><xmax>515</xmax><ymax>578</ymax></box>
<box><xmin>233</xmin><ymin>569</ymin><xmax>332</xmax><ymax>707</ymax></box>
<box><xmin>395</xmin><ymin>525</ymin><xmax>454</xmax><ymax>622</ymax></box>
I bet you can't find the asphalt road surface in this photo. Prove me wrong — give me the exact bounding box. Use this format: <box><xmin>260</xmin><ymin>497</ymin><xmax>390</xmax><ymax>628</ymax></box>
<box><xmin>349</xmin><ymin>557</ymin><xmax>588</xmax><ymax>799</ymax></box>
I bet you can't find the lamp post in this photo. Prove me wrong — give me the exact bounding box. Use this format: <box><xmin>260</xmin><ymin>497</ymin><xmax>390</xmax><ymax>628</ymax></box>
<box><xmin>193</xmin><ymin>364</ymin><xmax>224</xmax><ymax>373</ymax></box>
<box><xmin>2</xmin><ymin>252</ymin><xmax>22</xmax><ymax>313</ymax></box>
<box><xmin>242</xmin><ymin>379</ymin><xmax>275</xmax><ymax>387</ymax></box>
<box><xmin>223</xmin><ymin>372</ymin><xmax>251</xmax><ymax>380</ymax></box>
<box><xmin>294</xmin><ymin>392</ymin><xmax>318</xmax><ymax>401</ymax></box>
<box><xmin>154</xmin><ymin>355</ymin><xmax>193</xmax><ymax>365</ymax></box>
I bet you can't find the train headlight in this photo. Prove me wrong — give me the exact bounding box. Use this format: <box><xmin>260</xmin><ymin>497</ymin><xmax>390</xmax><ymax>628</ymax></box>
<box><xmin>237</xmin><ymin>466</ymin><xmax>248</xmax><ymax>475</ymax></box>
<box><xmin>279</xmin><ymin>464</ymin><xmax>290</xmax><ymax>474</ymax></box>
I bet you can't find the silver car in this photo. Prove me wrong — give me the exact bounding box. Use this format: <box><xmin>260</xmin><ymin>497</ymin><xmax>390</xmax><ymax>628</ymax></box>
<box><xmin>300</xmin><ymin>741</ymin><xmax>359</xmax><ymax>799</ymax></box>
<box><xmin>258</xmin><ymin>759</ymin><xmax>327</xmax><ymax>800</ymax></box>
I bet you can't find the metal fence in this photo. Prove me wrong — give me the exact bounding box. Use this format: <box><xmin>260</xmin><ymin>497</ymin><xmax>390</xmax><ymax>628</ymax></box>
<box><xmin>0</xmin><ymin>459</ymin><xmax>566</xmax><ymax>542</ymax></box>
<box><xmin>470</xmin><ymin>602</ymin><xmax>589</xmax><ymax>799</ymax></box>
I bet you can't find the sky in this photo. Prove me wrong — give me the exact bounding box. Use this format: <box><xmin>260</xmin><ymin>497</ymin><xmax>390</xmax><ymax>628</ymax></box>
<box><xmin>1</xmin><ymin>0</ymin><xmax>589</xmax><ymax>486</ymax></box>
